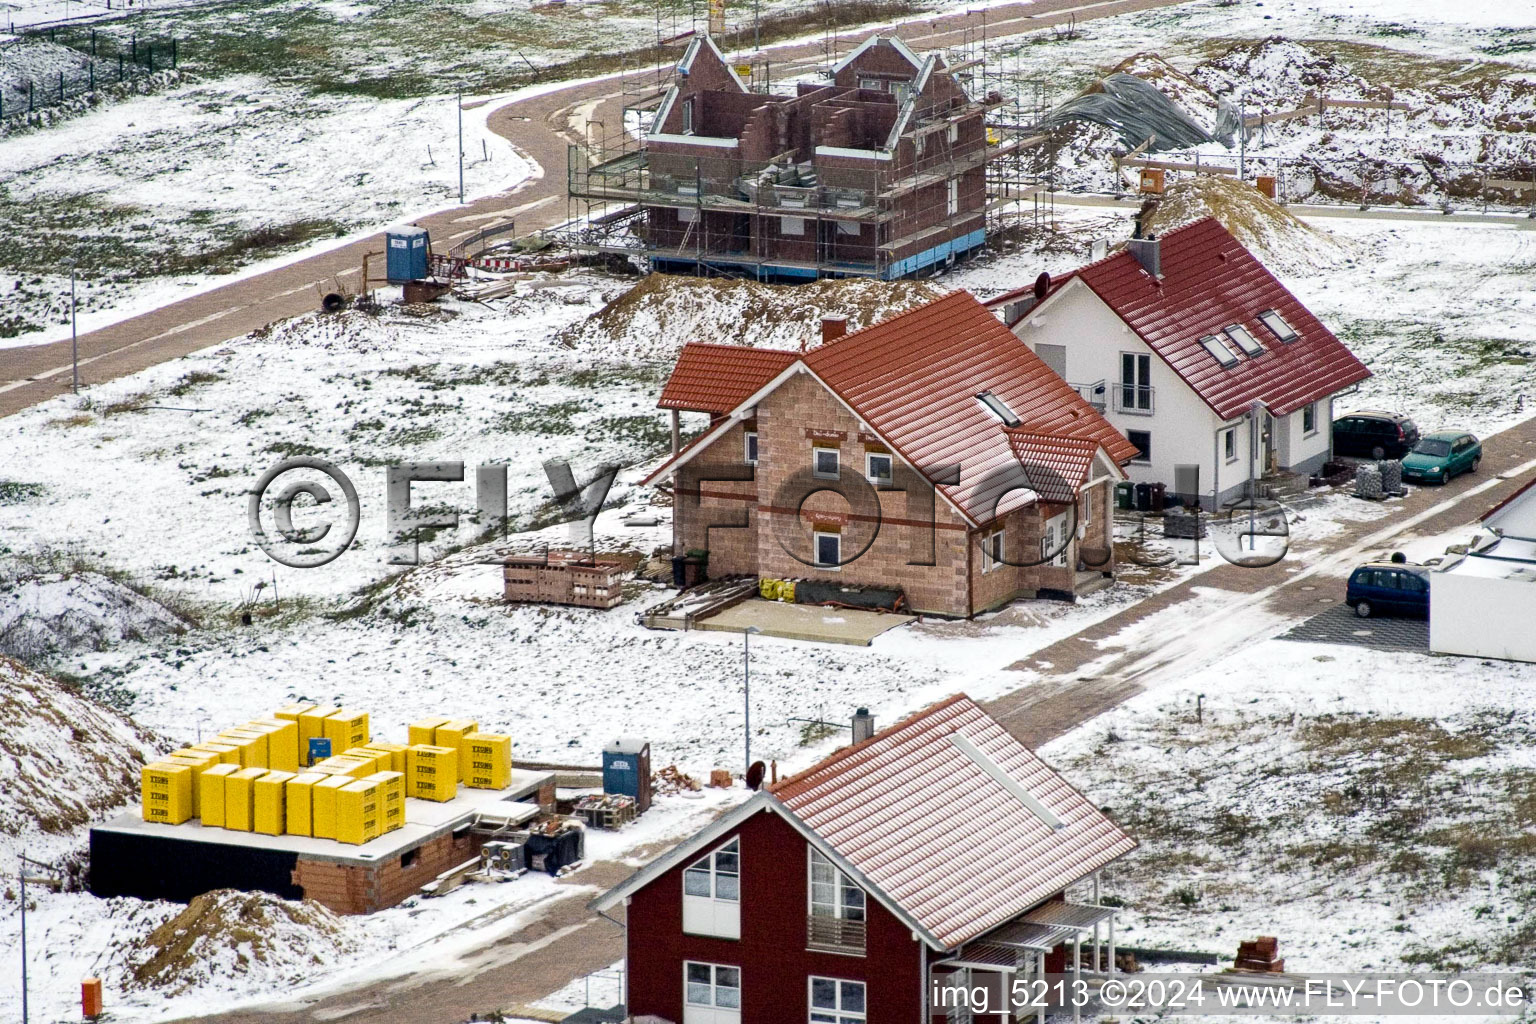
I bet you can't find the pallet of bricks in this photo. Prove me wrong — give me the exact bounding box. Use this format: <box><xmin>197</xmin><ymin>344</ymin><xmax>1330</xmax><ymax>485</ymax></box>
<box><xmin>574</xmin><ymin>793</ymin><xmax>636</xmax><ymax>830</ymax></box>
<box><xmin>139</xmin><ymin>704</ymin><xmax>512</xmax><ymax>846</ymax></box>
<box><xmin>1234</xmin><ymin>936</ymin><xmax>1284</xmax><ymax>973</ymax></box>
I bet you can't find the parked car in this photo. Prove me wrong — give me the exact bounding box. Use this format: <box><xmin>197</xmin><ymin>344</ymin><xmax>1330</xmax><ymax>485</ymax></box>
<box><xmin>1332</xmin><ymin>410</ymin><xmax>1420</xmax><ymax>460</ymax></box>
<box><xmin>1401</xmin><ymin>431</ymin><xmax>1481</xmax><ymax>484</ymax></box>
<box><xmin>1346</xmin><ymin>562</ymin><xmax>1430</xmax><ymax>619</ymax></box>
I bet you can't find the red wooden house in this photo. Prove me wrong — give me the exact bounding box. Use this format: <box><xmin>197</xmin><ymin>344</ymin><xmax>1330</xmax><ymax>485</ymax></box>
<box><xmin>591</xmin><ymin>695</ymin><xmax>1137</xmax><ymax>1023</ymax></box>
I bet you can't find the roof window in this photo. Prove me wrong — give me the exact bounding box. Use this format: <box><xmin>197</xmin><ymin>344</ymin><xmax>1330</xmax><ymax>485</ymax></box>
<box><xmin>1200</xmin><ymin>334</ymin><xmax>1241</xmax><ymax>368</ymax></box>
<box><xmin>976</xmin><ymin>390</ymin><xmax>1021</xmax><ymax>427</ymax></box>
<box><xmin>1258</xmin><ymin>309</ymin><xmax>1299</xmax><ymax>343</ymax></box>
<box><xmin>1224</xmin><ymin>324</ymin><xmax>1264</xmax><ymax>357</ymax></box>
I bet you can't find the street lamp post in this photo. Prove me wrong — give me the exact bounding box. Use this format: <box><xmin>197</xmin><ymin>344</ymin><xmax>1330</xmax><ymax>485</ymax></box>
<box><xmin>457</xmin><ymin>84</ymin><xmax>465</xmax><ymax>205</ymax></box>
<box><xmin>743</xmin><ymin>626</ymin><xmax>761</xmax><ymax>776</ymax></box>
<box><xmin>64</xmin><ymin>259</ymin><xmax>78</xmax><ymax>393</ymax></box>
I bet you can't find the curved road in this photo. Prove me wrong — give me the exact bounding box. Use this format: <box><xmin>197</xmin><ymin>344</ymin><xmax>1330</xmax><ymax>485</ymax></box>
<box><xmin>0</xmin><ymin>0</ymin><xmax>1186</xmax><ymax>419</ymax></box>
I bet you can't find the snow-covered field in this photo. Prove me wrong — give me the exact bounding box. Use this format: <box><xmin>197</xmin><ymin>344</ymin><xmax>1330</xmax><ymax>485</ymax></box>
<box><xmin>3</xmin><ymin>0</ymin><xmax>1536</xmax><ymax>1018</ymax></box>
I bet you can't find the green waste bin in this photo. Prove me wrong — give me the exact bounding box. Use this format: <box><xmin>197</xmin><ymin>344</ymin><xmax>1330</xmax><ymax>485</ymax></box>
<box><xmin>1115</xmin><ymin>481</ymin><xmax>1135</xmax><ymax>510</ymax></box>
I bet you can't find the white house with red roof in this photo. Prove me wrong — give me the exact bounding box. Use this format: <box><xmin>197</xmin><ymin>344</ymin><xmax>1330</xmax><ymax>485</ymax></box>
<box><xmin>988</xmin><ymin>218</ymin><xmax>1371</xmax><ymax>508</ymax></box>
<box><xmin>643</xmin><ymin>290</ymin><xmax>1139</xmax><ymax>617</ymax></box>
<box><xmin>591</xmin><ymin>695</ymin><xmax>1137</xmax><ymax>1024</ymax></box>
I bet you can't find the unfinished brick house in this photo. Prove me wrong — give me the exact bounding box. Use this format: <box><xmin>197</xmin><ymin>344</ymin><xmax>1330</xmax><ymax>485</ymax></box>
<box><xmin>642</xmin><ymin>291</ymin><xmax>1140</xmax><ymax>618</ymax></box>
<box><xmin>570</xmin><ymin>33</ymin><xmax>999</xmax><ymax>280</ymax></box>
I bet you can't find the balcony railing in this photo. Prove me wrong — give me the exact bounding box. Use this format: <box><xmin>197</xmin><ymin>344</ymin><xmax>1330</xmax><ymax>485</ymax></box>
<box><xmin>1113</xmin><ymin>383</ymin><xmax>1155</xmax><ymax>415</ymax></box>
<box><xmin>1070</xmin><ymin>380</ymin><xmax>1107</xmax><ymax>413</ymax></box>
<box><xmin>807</xmin><ymin>915</ymin><xmax>866</xmax><ymax>954</ymax></box>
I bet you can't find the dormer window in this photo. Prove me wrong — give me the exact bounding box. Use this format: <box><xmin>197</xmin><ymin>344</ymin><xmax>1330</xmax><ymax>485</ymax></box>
<box><xmin>683</xmin><ymin>838</ymin><xmax>741</xmax><ymax>939</ymax></box>
<box><xmin>976</xmin><ymin>390</ymin><xmax>1021</xmax><ymax>427</ymax></box>
<box><xmin>1258</xmin><ymin>309</ymin><xmax>1299</xmax><ymax>342</ymax></box>
<box><xmin>1224</xmin><ymin>324</ymin><xmax>1264</xmax><ymax>357</ymax></box>
<box><xmin>1200</xmin><ymin>334</ymin><xmax>1241</xmax><ymax>368</ymax></box>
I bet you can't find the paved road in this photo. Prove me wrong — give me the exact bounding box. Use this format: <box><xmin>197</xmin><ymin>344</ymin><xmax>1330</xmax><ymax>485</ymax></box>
<box><xmin>0</xmin><ymin>0</ymin><xmax>1179</xmax><ymax>420</ymax></box>
<box><xmin>986</xmin><ymin>418</ymin><xmax>1536</xmax><ymax>745</ymax></box>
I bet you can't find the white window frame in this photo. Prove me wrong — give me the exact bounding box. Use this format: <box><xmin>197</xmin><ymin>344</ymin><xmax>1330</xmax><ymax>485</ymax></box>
<box><xmin>678</xmin><ymin>207</ymin><xmax>699</xmax><ymax>224</ymax></box>
<box><xmin>1224</xmin><ymin>428</ymin><xmax>1237</xmax><ymax>463</ymax></box>
<box><xmin>1080</xmin><ymin>485</ymin><xmax>1092</xmax><ymax>529</ymax></box>
<box><xmin>681</xmin><ymin>97</ymin><xmax>695</xmax><ymax>134</ymax></box>
<box><xmin>809</xmin><ymin>976</ymin><xmax>867</xmax><ymax>1024</ymax></box>
<box><xmin>947</xmin><ymin>122</ymin><xmax>959</xmax><ymax>145</ymax></box>
<box><xmin>1224</xmin><ymin>323</ymin><xmax>1264</xmax><ymax>357</ymax></box>
<box><xmin>1303</xmin><ymin>402</ymin><xmax>1318</xmax><ymax>436</ymax></box>
<box><xmin>946</xmin><ymin>178</ymin><xmax>959</xmax><ymax>216</ymax></box>
<box><xmin>808</xmin><ymin>848</ymin><xmax>865</xmax><ymax>921</ymax></box>
<box><xmin>1128</xmin><ymin>430</ymin><xmax>1151</xmax><ymax>465</ymax></box>
<box><xmin>683</xmin><ymin>837</ymin><xmax>741</xmax><ymax>940</ymax></box>
<box><xmin>836</xmin><ymin>220</ymin><xmax>859</xmax><ymax>236</ymax></box>
<box><xmin>813</xmin><ymin>446</ymin><xmax>840</xmax><ymax>480</ymax></box>
<box><xmin>865</xmin><ymin>451</ymin><xmax>893</xmax><ymax>486</ymax></box>
<box><xmin>781</xmin><ymin>216</ymin><xmax>806</xmax><ymax>235</ymax></box>
<box><xmin>684</xmin><ymin>961</ymin><xmax>741</xmax><ymax>1024</ymax></box>
<box><xmin>1041</xmin><ymin>512</ymin><xmax>1068</xmax><ymax>568</ymax></box>
<box><xmin>981</xmin><ymin>528</ymin><xmax>1004</xmax><ymax>574</ymax></box>
<box><xmin>1119</xmin><ymin>352</ymin><xmax>1152</xmax><ymax>411</ymax></box>
<box><xmin>813</xmin><ymin>531</ymin><xmax>842</xmax><ymax>570</ymax></box>
<box><xmin>744</xmin><ymin>431</ymin><xmax>759</xmax><ymax>465</ymax></box>
<box><xmin>1200</xmin><ymin>333</ymin><xmax>1241</xmax><ymax>368</ymax></box>
<box><xmin>1258</xmin><ymin>309</ymin><xmax>1298</xmax><ymax>342</ymax></box>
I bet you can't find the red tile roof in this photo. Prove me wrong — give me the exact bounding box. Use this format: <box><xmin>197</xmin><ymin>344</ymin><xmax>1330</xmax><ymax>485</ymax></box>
<box><xmin>1061</xmin><ymin>218</ymin><xmax>1370</xmax><ymax>420</ymax></box>
<box><xmin>1004</xmin><ymin>431</ymin><xmax>1102</xmax><ymax>503</ymax></box>
<box><xmin>771</xmin><ymin>694</ymin><xmax>1137</xmax><ymax>949</ymax></box>
<box><xmin>800</xmin><ymin>291</ymin><xmax>1138</xmax><ymax>524</ymax></box>
<box><xmin>657</xmin><ymin>343</ymin><xmax>798</xmax><ymax>415</ymax></box>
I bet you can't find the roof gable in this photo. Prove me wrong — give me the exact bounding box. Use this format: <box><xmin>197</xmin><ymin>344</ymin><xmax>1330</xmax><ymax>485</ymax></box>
<box><xmin>1066</xmin><ymin>218</ymin><xmax>1370</xmax><ymax>420</ymax></box>
<box><xmin>801</xmin><ymin>291</ymin><xmax>1139</xmax><ymax>524</ymax></box>
<box><xmin>657</xmin><ymin>343</ymin><xmax>799</xmax><ymax>415</ymax></box>
<box><xmin>769</xmin><ymin>695</ymin><xmax>1137</xmax><ymax>949</ymax></box>
<box><xmin>1004</xmin><ymin>431</ymin><xmax>1110</xmax><ymax>503</ymax></box>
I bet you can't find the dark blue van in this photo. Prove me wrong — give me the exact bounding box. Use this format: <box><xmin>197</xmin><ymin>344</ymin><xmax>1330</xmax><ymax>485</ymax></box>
<box><xmin>1346</xmin><ymin>563</ymin><xmax>1430</xmax><ymax>619</ymax></box>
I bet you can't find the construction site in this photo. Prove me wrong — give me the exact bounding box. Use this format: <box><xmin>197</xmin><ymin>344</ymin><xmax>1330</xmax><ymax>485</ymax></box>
<box><xmin>542</xmin><ymin>19</ymin><xmax>1059</xmax><ymax>282</ymax></box>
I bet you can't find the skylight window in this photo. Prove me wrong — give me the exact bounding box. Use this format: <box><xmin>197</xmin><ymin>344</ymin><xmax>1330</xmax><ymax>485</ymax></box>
<box><xmin>1258</xmin><ymin>309</ymin><xmax>1299</xmax><ymax>343</ymax></box>
<box><xmin>1200</xmin><ymin>334</ymin><xmax>1241</xmax><ymax>368</ymax></box>
<box><xmin>976</xmin><ymin>390</ymin><xmax>1021</xmax><ymax>427</ymax></box>
<box><xmin>1224</xmin><ymin>324</ymin><xmax>1264</xmax><ymax>357</ymax></box>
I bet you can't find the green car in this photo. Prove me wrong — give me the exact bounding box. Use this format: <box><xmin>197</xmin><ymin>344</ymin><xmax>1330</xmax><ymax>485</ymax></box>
<box><xmin>1401</xmin><ymin>431</ymin><xmax>1481</xmax><ymax>484</ymax></box>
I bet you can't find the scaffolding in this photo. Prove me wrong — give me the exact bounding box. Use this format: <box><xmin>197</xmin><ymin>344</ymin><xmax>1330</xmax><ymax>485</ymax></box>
<box><xmin>549</xmin><ymin>23</ymin><xmax>1065</xmax><ymax>281</ymax></box>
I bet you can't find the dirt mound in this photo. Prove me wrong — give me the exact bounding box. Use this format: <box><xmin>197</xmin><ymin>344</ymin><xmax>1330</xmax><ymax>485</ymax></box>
<box><xmin>1142</xmin><ymin>175</ymin><xmax>1350</xmax><ymax>274</ymax></box>
<box><xmin>124</xmin><ymin>889</ymin><xmax>358</xmax><ymax>996</ymax></box>
<box><xmin>1195</xmin><ymin>37</ymin><xmax>1371</xmax><ymax>107</ymax></box>
<box><xmin>0</xmin><ymin>568</ymin><xmax>191</xmax><ymax>668</ymax></box>
<box><xmin>0</xmin><ymin>656</ymin><xmax>156</xmax><ymax>847</ymax></box>
<box><xmin>558</xmin><ymin>274</ymin><xmax>945</xmax><ymax>362</ymax></box>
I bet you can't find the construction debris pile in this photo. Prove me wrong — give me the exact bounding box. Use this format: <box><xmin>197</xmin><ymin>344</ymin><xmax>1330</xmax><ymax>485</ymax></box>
<box><xmin>1235</xmin><ymin>936</ymin><xmax>1285</xmax><ymax>973</ymax></box>
<box><xmin>654</xmin><ymin>764</ymin><xmax>702</xmax><ymax>795</ymax></box>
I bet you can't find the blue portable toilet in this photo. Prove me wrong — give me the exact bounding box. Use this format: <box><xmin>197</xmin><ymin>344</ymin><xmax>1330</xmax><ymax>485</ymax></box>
<box><xmin>602</xmin><ymin>736</ymin><xmax>651</xmax><ymax>813</ymax></box>
<box><xmin>385</xmin><ymin>226</ymin><xmax>430</xmax><ymax>283</ymax></box>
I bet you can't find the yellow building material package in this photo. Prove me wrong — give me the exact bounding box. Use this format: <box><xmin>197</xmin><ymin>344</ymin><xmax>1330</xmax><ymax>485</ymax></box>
<box><xmin>335</xmin><ymin>778</ymin><xmax>381</xmax><ymax>846</ymax></box>
<box><xmin>252</xmin><ymin>770</ymin><xmax>294</xmax><ymax>836</ymax></box>
<box><xmin>273</xmin><ymin>702</ymin><xmax>317</xmax><ymax>723</ymax></box>
<box><xmin>409</xmin><ymin>716</ymin><xmax>450</xmax><ymax>747</ymax></box>
<box><xmin>433</xmin><ymin>719</ymin><xmax>478</xmax><ymax>781</ymax></box>
<box><xmin>298</xmin><ymin>704</ymin><xmax>341</xmax><ymax>758</ymax></box>
<box><xmin>311</xmin><ymin>775</ymin><xmax>351</xmax><ymax>840</ymax></box>
<box><xmin>323</xmin><ymin>708</ymin><xmax>370</xmax><ymax>751</ymax></box>
<box><xmin>200</xmin><ymin>763</ymin><xmax>239</xmax><ymax>828</ymax></box>
<box><xmin>464</xmin><ymin>732</ymin><xmax>512</xmax><ymax>790</ymax></box>
<box><xmin>406</xmin><ymin>744</ymin><xmax>458</xmax><ymax>802</ymax></box>
<box><xmin>141</xmin><ymin>762</ymin><xmax>194</xmax><ymax>825</ymax></box>
<box><xmin>284</xmin><ymin>772</ymin><xmax>326</xmax><ymax>836</ymax></box>
<box><xmin>223</xmin><ymin>767</ymin><xmax>267</xmax><ymax>832</ymax></box>
<box><xmin>218</xmin><ymin>729</ymin><xmax>268</xmax><ymax>769</ymax></box>
<box><xmin>248</xmin><ymin>718</ymin><xmax>300</xmax><ymax>773</ymax></box>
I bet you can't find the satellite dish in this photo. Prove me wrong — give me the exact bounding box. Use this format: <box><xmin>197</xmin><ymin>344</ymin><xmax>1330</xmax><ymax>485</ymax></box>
<box><xmin>1033</xmin><ymin>271</ymin><xmax>1051</xmax><ymax>301</ymax></box>
<box><xmin>746</xmin><ymin>761</ymin><xmax>767</xmax><ymax>791</ymax></box>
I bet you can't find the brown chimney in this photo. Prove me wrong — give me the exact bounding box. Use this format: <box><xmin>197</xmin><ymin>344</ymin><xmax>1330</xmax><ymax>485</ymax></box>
<box><xmin>821</xmin><ymin>315</ymin><xmax>848</xmax><ymax>345</ymax></box>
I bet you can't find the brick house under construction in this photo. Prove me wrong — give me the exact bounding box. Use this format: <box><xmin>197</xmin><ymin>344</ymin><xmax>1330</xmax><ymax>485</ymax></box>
<box><xmin>642</xmin><ymin>291</ymin><xmax>1140</xmax><ymax>619</ymax></box>
<box><xmin>570</xmin><ymin>33</ymin><xmax>1003</xmax><ymax>281</ymax></box>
